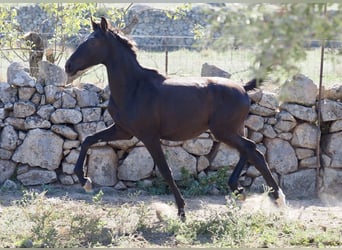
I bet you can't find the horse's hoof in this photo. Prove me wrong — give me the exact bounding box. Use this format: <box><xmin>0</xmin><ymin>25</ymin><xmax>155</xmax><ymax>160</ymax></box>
<box><xmin>233</xmin><ymin>187</ymin><xmax>246</xmax><ymax>200</ymax></box>
<box><xmin>83</xmin><ymin>178</ymin><xmax>94</xmax><ymax>193</ymax></box>
<box><xmin>275</xmin><ymin>188</ymin><xmax>286</xmax><ymax>208</ymax></box>
<box><xmin>178</xmin><ymin>208</ymin><xmax>186</xmax><ymax>222</ymax></box>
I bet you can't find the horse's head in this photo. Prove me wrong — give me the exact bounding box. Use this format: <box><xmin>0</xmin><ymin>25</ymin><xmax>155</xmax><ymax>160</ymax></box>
<box><xmin>65</xmin><ymin>17</ymin><xmax>111</xmax><ymax>77</ymax></box>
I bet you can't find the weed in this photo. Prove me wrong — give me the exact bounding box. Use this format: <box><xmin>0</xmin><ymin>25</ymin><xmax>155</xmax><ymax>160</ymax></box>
<box><xmin>92</xmin><ymin>189</ymin><xmax>104</xmax><ymax>205</ymax></box>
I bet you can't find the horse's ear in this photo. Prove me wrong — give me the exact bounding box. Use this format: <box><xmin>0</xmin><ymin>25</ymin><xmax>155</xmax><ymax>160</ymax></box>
<box><xmin>91</xmin><ymin>17</ymin><xmax>99</xmax><ymax>31</ymax></box>
<box><xmin>100</xmin><ymin>17</ymin><xmax>108</xmax><ymax>31</ymax></box>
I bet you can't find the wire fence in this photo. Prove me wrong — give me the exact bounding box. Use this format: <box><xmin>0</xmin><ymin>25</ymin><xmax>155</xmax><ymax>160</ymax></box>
<box><xmin>1</xmin><ymin>34</ymin><xmax>342</xmax><ymax>90</ymax></box>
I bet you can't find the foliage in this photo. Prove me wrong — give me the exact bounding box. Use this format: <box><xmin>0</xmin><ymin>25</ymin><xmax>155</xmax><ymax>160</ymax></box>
<box><xmin>206</xmin><ymin>3</ymin><xmax>342</xmax><ymax>82</ymax></box>
<box><xmin>0</xmin><ymin>188</ymin><xmax>341</xmax><ymax>248</ymax></box>
<box><xmin>0</xmin><ymin>3</ymin><xmax>131</xmax><ymax>65</ymax></box>
<box><xmin>137</xmin><ymin>166</ymin><xmax>230</xmax><ymax>197</ymax></box>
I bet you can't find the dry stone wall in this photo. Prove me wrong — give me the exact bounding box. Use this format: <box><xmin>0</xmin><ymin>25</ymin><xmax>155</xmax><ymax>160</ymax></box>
<box><xmin>0</xmin><ymin>61</ymin><xmax>341</xmax><ymax>200</ymax></box>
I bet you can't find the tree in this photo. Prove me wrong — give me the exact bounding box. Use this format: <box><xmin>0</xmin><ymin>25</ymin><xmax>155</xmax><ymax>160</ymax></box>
<box><xmin>206</xmin><ymin>3</ymin><xmax>342</xmax><ymax>82</ymax></box>
<box><xmin>0</xmin><ymin>3</ymin><xmax>134</xmax><ymax>67</ymax></box>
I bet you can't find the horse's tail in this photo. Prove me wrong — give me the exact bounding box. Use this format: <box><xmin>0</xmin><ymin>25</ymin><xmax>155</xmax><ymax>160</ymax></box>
<box><xmin>243</xmin><ymin>78</ymin><xmax>262</xmax><ymax>91</ymax></box>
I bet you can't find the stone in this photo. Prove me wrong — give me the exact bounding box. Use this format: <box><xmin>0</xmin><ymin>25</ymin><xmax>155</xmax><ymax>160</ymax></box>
<box><xmin>87</xmin><ymin>146</ymin><xmax>118</xmax><ymax>186</ymax></box>
<box><xmin>5</xmin><ymin>117</ymin><xmax>25</xmax><ymax>130</ymax></box>
<box><xmin>278</xmin><ymin>74</ymin><xmax>318</xmax><ymax>106</ymax></box>
<box><xmin>259</xmin><ymin>91</ymin><xmax>278</xmax><ymax>110</ymax></box>
<box><xmin>321</xmin><ymin>168</ymin><xmax>342</xmax><ymax>199</ymax></box>
<box><xmin>249</xmin><ymin>172</ymin><xmax>279</xmax><ymax>193</ymax></box>
<box><xmin>74</xmin><ymin>88</ymin><xmax>100</xmax><ymax>107</ymax></box>
<box><xmin>274</xmin><ymin>111</ymin><xmax>297</xmax><ymax>132</ymax></box>
<box><xmin>0</xmin><ymin>148</ymin><xmax>13</xmax><ymax>160</ymax></box>
<box><xmin>261</xmin><ymin>124</ymin><xmax>277</xmax><ymax>138</ymax></box>
<box><xmin>18</xmin><ymin>87</ymin><xmax>36</xmax><ymax>101</ymax></box>
<box><xmin>0</xmin><ymin>108</ymin><xmax>8</xmax><ymax>120</ymax></box>
<box><xmin>248</xmin><ymin>88</ymin><xmax>263</xmax><ymax>103</ymax></box>
<box><xmin>160</xmin><ymin>140</ymin><xmax>183</xmax><ymax>147</ymax></box>
<box><xmin>24</xmin><ymin>116</ymin><xmax>51</xmax><ymax>129</ymax></box>
<box><xmin>281</xmin><ymin>169</ymin><xmax>316</xmax><ymax>199</ymax></box>
<box><xmin>51</xmin><ymin>125</ymin><xmax>78</xmax><ymax>140</ymax></box>
<box><xmin>12</xmin><ymin>128</ymin><xmax>64</xmax><ymax>170</ymax></box>
<box><xmin>108</xmin><ymin>137</ymin><xmax>140</xmax><ymax>150</ymax></box>
<box><xmin>0</xmin><ymin>125</ymin><xmax>18</xmax><ymax>150</ymax></box>
<box><xmin>322</xmin><ymin>84</ymin><xmax>342</xmax><ymax>100</ymax></box>
<box><xmin>210</xmin><ymin>143</ymin><xmax>240</xmax><ymax>170</ymax></box>
<box><xmin>321</xmin><ymin>154</ymin><xmax>331</xmax><ymax>168</ymax></box>
<box><xmin>200</xmin><ymin>63</ymin><xmax>231</xmax><ymax>78</ymax></box>
<box><xmin>197</xmin><ymin>155</ymin><xmax>209</xmax><ymax>172</ymax></box>
<box><xmin>58</xmin><ymin>174</ymin><xmax>74</xmax><ymax>185</ymax></box>
<box><xmin>37</xmin><ymin>104</ymin><xmax>55</xmax><ymax>120</ymax></box>
<box><xmin>0</xmin><ymin>160</ymin><xmax>16</xmax><ymax>184</ymax></box>
<box><xmin>277</xmin><ymin>132</ymin><xmax>292</xmax><ymax>141</ymax></box>
<box><xmin>74</xmin><ymin>121</ymin><xmax>106</xmax><ymax>142</ymax></box>
<box><xmin>182</xmin><ymin>138</ymin><xmax>213</xmax><ymax>155</ymax></box>
<box><xmin>17</xmin><ymin>164</ymin><xmax>29</xmax><ymax>175</ymax></box>
<box><xmin>265</xmin><ymin>138</ymin><xmax>297</xmax><ymax>174</ymax></box>
<box><xmin>38</xmin><ymin>61</ymin><xmax>67</xmax><ymax>86</ymax></box>
<box><xmin>299</xmin><ymin>156</ymin><xmax>317</xmax><ymax>168</ymax></box>
<box><xmin>17</xmin><ymin>169</ymin><xmax>57</xmax><ymax>186</ymax></box>
<box><xmin>246</xmin><ymin>165</ymin><xmax>261</xmax><ymax>178</ymax></box>
<box><xmin>118</xmin><ymin>147</ymin><xmax>154</xmax><ymax>181</ymax></box>
<box><xmin>81</xmin><ymin>108</ymin><xmax>102</xmax><ymax>122</ymax></box>
<box><xmin>320</xmin><ymin>99</ymin><xmax>342</xmax><ymax>122</ymax></box>
<box><xmin>114</xmin><ymin>181</ymin><xmax>127</xmax><ymax>190</ymax></box>
<box><xmin>291</xmin><ymin>123</ymin><xmax>320</xmax><ymax>149</ymax></box>
<box><xmin>44</xmin><ymin>85</ymin><xmax>61</xmax><ymax>104</ymax></box>
<box><xmin>7</xmin><ymin>62</ymin><xmax>35</xmax><ymax>87</ymax></box>
<box><xmin>61</xmin><ymin>91</ymin><xmax>77</xmax><ymax>108</ymax></box>
<box><xmin>13</xmin><ymin>101</ymin><xmax>36</xmax><ymax>118</ymax></box>
<box><xmin>63</xmin><ymin>140</ymin><xmax>80</xmax><ymax>150</ymax></box>
<box><xmin>0</xmin><ymin>82</ymin><xmax>17</xmax><ymax>104</ymax></box>
<box><xmin>62</xmin><ymin>162</ymin><xmax>75</xmax><ymax>175</ymax></box>
<box><xmin>330</xmin><ymin>120</ymin><xmax>342</xmax><ymax>133</ymax></box>
<box><xmin>248</xmin><ymin>131</ymin><xmax>263</xmax><ymax>143</ymax></box>
<box><xmin>245</xmin><ymin>115</ymin><xmax>264</xmax><ymax>131</ymax></box>
<box><xmin>2</xmin><ymin>179</ymin><xmax>17</xmax><ymax>190</ymax></box>
<box><xmin>322</xmin><ymin>131</ymin><xmax>342</xmax><ymax>168</ymax></box>
<box><xmin>30</xmin><ymin>93</ymin><xmax>41</xmax><ymax>105</ymax></box>
<box><xmin>250</xmin><ymin>103</ymin><xmax>276</xmax><ymax>116</ymax></box>
<box><xmin>295</xmin><ymin>148</ymin><xmax>315</xmax><ymax>160</ymax></box>
<box><xmin>65</xmin><ymin>149</ymin><xmax>80</xmax><ymax>165</ymax></box>
<box><xmin>280</xmin><ymin>103</ymin><xmax>317</xmax><ymax>122</ymax></box>
<box><xmin>162</xmin><ymin>146</ymin><xmax>197</xmax><ymax>180</ymax></box>
<box><xmin>50</xmin><ymin>109</ymin><xmax>82</xmax><ymax>124</ymax></box>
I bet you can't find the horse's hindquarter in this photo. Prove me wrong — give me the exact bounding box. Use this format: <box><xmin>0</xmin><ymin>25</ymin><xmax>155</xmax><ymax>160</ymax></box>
<box><xmin>157</xmin><ymin>77</ymin><xmax>249</xmax><ymax>141</ymax></box>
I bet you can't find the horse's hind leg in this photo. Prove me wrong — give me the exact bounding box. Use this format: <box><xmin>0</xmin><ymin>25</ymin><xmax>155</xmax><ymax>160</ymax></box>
<box><xmin>74</xmin><ymin>124</ymin><xmax>132</xmax><ymax>191</ymax></box>
<box><xmin>142</xmin><ymin>138</ymin><xmax>186</xmax><ymax>220</ymax></box>
<box><xmin>216</xmin><ymin>134</ymin><xmax>286</xmax><ymax>207</ymax></box>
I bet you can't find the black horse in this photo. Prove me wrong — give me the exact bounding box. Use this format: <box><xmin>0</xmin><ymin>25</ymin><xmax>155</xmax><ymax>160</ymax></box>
<box><xmin>65</xmin><ymin>17</ymin><xmax>285</xmax><ymax>219</ymax></box>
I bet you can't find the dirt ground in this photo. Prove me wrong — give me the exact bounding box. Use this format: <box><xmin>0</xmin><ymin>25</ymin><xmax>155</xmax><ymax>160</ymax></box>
<box><xmin>1</xmin><ymin>184</ymin><xmax>341</xmax><ymax>247</ymax></box>
<box><xmin>3</xmin><ymin>184</ymin><xmax>341</xmax><ymax>228</ymax></box>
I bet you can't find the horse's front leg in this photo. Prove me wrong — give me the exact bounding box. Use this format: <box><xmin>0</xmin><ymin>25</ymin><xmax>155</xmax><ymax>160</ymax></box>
<box><xmin>74</xmin><ymin>123</ymin><xmax>132</xmax><ymax>192</ymax></box>
<box><xmin>228</xmin><ymin>155</ymin><xmax>247</xmax><ymax>198</ymax></box>
<box><xmin>143</xmin><ymin>138</ymin><xmax>186</xmax><ymax>221</ymax></box>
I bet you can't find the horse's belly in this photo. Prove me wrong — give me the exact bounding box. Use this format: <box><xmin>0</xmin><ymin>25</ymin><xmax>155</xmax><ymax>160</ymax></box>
<box><xmin>159</xmin><ymin>115</ymin><xmax>209</xmax><ymax>141</ymax></box>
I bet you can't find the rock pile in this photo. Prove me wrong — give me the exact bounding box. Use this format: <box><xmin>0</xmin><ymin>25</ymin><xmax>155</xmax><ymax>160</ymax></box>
<box><xmin>0</xmin><ymin>62</ymin><xmax>341</xmax><ymax>200</ymax></box>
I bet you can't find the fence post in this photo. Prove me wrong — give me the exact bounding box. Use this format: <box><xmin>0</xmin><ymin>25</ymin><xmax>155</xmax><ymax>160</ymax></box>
<box><xmin>316</xmin><ymin>3</ymin><xmax>327</xmax><ymax>196</ymax></box>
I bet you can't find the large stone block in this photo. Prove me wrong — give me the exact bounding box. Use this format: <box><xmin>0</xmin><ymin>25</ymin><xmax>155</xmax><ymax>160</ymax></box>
<box><xmin>278</xmin><ymin>74</ymin><xmax>317</xmax><ymax>106</ymax></box>
<box><xmin>118</xmin><ymin>147</ymin><xmax>154</xmax><ymax>181</ymax></box>
<box><xmin>87</xmin><ymin>146</ymin><xmax>118</xmax><ymax>186</ymax></box>
<box><xmin>12</xmin><ymin>128</ymin><xmax>64</xmax><ymax>170</ymax></box>
<box><xmin>265</xmin><ymin>138</ymin><xmax>297</xmax><ymax>174</ymax></box>
<box><xmin>281</xmin><ymin>169</ymin><xmax>316</xmax><ymax>199</ymax></box>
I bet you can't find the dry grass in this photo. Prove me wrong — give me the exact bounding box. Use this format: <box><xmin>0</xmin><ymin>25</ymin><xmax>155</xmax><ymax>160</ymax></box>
<box><xmin>0</xmin><ymin>184</ymin><xmax>341</xmax><ymax>248</ymax></box>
